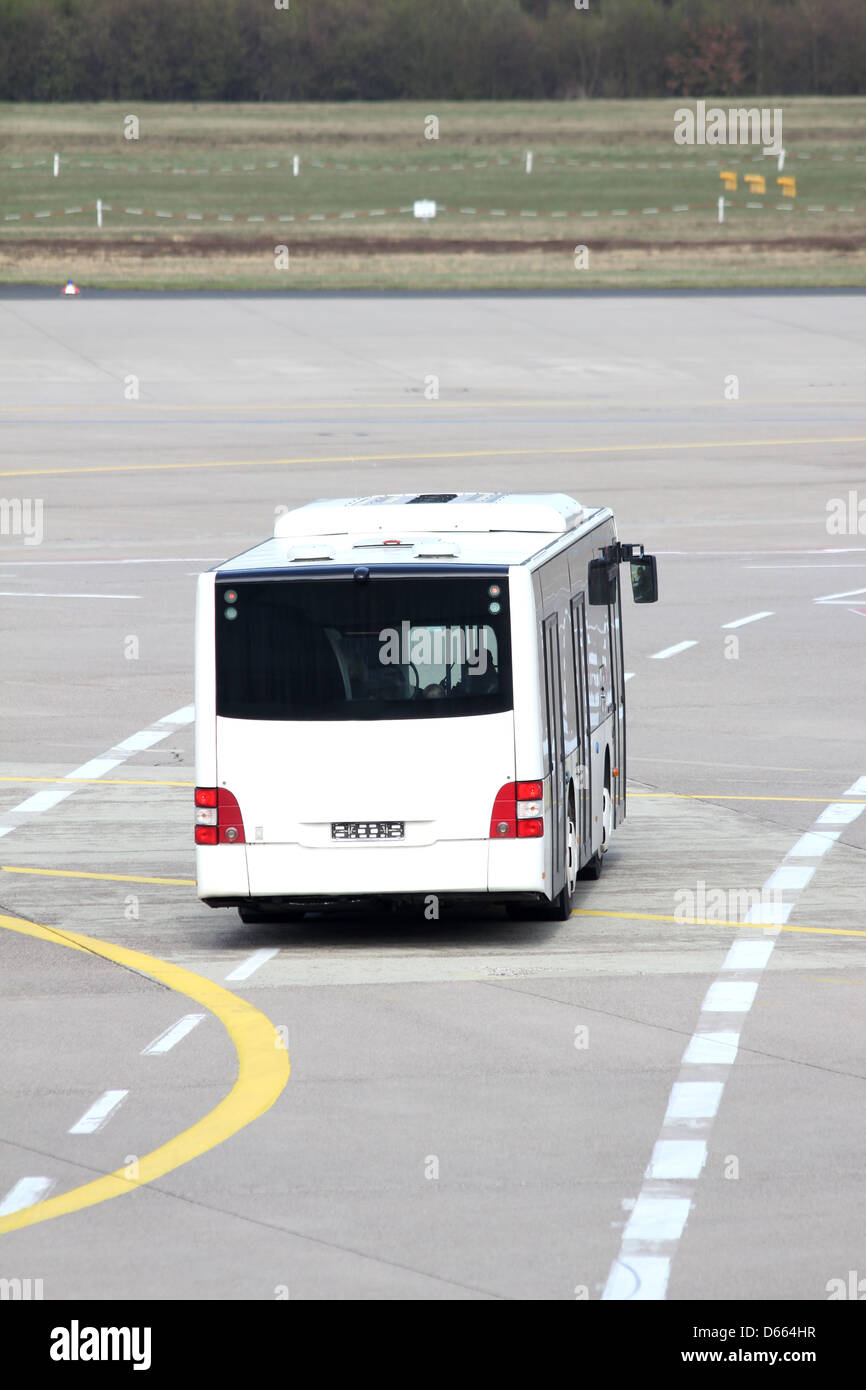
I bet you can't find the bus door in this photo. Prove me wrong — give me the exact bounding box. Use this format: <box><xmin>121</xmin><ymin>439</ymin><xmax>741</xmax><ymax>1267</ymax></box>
<box><xmin>570</xmin><ymin>595</ymin><xmax>591</xmax><ymax>860</ymax></box>
<box><xmin>543</xmin><ymin>614</ymin><xmax>566</xmax><ymax>891</ymax></box>
<box><xmin>609</xmin><ymin>581</ymin><xmax>625</xmax><ymax>824</ymax></box>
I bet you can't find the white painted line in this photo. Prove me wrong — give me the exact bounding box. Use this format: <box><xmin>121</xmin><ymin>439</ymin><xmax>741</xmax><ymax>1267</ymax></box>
<box><xmin>141</xmin><ymin>1013</ymin><xmax>205</xmax><ymax>1055</ymax></box>
<box><xmin>67</xmin><ymin>758</ymin><xmax>125</xmax><ymax>780</ymax></box>
<box><xmin>603</xmin><ymin>772</ymin><xmax>861</xmax><ymax>1301</ymax></box>
<box><xmin>765</xmin><ymin>864</ymin><xmax>816</xmax><ymax>893</ymax></box>
<box><xmin>113</xmin><ymin>729</ymin><xmax>167</xmax><ymax>752</ymax></box>
<box><xmin>12</xmin><ymin>787</ymin><xmax>77</xmax><ymax>814</ymax></box>
<box><xmin>721</xmin><ymin>611</ymin><xmax>774</xmax><ymax>629</ymax></box>
<box><xmin>843</xmin><ymin>776</ymin><xmax>866</xmax><ymax>796</ymax></box>
<box><xmin>665</xmin><ymin>1081</ymin><xmax>724</xmax><ymax>1121</ymax></box>
<box><xmin>624</xmin><ymin>672</ymin><xmax>635</xmax><ymax>682</ymax></box>
<box><xmin>68</xmin><ymin>1089</ymin><xmax>129</xmax><ymax>1135</ymax></box>
<box><xmin>814</xmin><ymin>586</ymin><xmax>866</xmax><ymax>603</ymax></box>
<box><xmin>603</xmin><ymin>1255</ymin><xmax>671</xmax><ymax>1301</ymax></box>
<box><xmin>157</xmin><ymin>705</ymin><xmax>195</xmax><ymax>725</ymax></box>
<box><xmin>745</xmin><ymin>901</ymin><xmax>793</xmax><ymax>923</ymax></box>
<box><xmin>646</xmin><ymin>1140</ymin><xmax>707</xmax><ymax>1180</ymax></box>
<box><xmin>225</xmin><ymin>948</ymin><xmax>279</xmax><ymax>982</ymax></box>
<box><xmin>682</xmin><ymin>1031</ymin><xmax>740</xmax><ymax>1065</ymax></box>
<box><xmin>623</xmin><ymin>1195</ymin><xmax>692</xmax><ymax>1243</ymax></box>
<box><xmin>722</xmin><ymin>940</ymin><xmax>774</xmax><ymax>971</ymax></box>
<box><xmin>0</xmin><ymin>1176</ymin><xmax>54</xmax><ymax>1216</ymax></box>
<box><xmin>702</xmin><ymin>981</ymin><xmax>758</xmax><ymax>1013</ymax></box>
<box><xmin>816</xmin><ymin>802</ymin><xmax>864</xmax><ymax>826</ymax></box>
<box><xmin>0</xmin><ymin>591</ymin><xmax>140</xmax><ymax>599</ymax></box>
<box><xmin>0</xmin><ymin>703</ymin><xmax>194</xmax><ymax>840</ymax></box>
<box><xmin>649</xmin><ymin>641</ymin><xmax>698</xmax><ymax>660</ymax></box>
<box><xmin>787</xmin><ymin>830</ymin><xmax>839</xmax><ymax>857</ymax></box>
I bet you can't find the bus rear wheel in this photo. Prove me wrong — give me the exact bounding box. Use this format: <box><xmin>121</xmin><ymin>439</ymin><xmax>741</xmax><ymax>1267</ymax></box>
<box><xmin>578</xmin><ymin>781</ymin><xmax>612</xmax><ymax>881</ymax></box>
<box><xmin>544</xmin><ymin>801</ymin><xmax>578</xmax><ymax>921</ymax></box>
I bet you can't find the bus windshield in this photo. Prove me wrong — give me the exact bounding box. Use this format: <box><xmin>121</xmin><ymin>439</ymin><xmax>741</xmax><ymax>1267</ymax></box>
<box><xmin>215</xmin><ymin>574</ymin><xmax>512</xmax><ymax>721</ymax></box>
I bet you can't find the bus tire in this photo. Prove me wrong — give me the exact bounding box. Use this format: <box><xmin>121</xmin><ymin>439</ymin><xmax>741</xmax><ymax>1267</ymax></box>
<box><xmin>544</xmin><ymin>799</ymin><xmax>579</xmax><ymax>920</ymax></box>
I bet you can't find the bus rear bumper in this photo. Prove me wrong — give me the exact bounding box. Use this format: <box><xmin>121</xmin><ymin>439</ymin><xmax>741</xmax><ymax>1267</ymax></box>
<box><xmin>196</xmin><ymin>838</ymin><xmax>546</xmax><ymax>900</ymax></box>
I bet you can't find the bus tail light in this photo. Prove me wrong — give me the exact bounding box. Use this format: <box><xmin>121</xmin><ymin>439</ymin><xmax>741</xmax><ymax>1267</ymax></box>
<box><xmin>489</xmin><ymin>780</ymin><xmax>545</xmax><ymax>838</ymax></box>
<box><xmin>517</xmin><ymin>818</ymin><xmax>544</xmax><ymax>838</ymax></box>
<box><xmin>195</xmin><ymin>788</ymin><xmax>246</xmax><ymax>845</ymax></box>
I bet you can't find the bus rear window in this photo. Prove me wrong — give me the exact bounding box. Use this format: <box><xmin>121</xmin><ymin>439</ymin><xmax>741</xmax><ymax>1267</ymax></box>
<box><xmin>215</xmin><ymin>575</ymin><xmax>512</xmax><ymax>721</ymax></box>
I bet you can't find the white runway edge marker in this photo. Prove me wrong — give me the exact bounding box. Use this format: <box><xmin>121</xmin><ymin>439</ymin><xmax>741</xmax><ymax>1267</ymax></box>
<box><xmin>225</xmin><ymin>948</ymin><xmax>279</xmax><ymax>983</ymax></box>
<box><xmin>141</xmin><ymin>1013</ymin><xmax>205</xmax><ymax>1055</ymax></box>
<box><xmin>601</xmin><ymin>773</ymin><xmax>866</xmax><ymax>1301</ymax></box>
<box><xmin>649</xmin><ymin>641</ymin><xmax>698</xmax><ymax>660</ymax></box>
<box><xmin>0</xmin><ymin>703</ymin><xmax>194</xmax><ymax>839</ymax></box>
<box><xmin>0</xmin><ymin>1176</ymin><xmax>54</xmax><ymax>1216</ymax></box>
<box><xmin>68</xmin><ymin>1089</ymin><xmax>129</xmax><ymax>1135</ymax></box>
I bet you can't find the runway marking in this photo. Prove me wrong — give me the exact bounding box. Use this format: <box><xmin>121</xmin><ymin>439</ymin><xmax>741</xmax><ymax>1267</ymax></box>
<box><xmin>646</xmin><ymin>1141</ymin><xmax>707</xmax><ymax>1181</ymax></box>
<box><xmin>765</xmin><ymin>864</ymin><xmax>815</xmax><ymax>892</ymax></box>
<box><xmin>142</xmin><ymin>1014</ymin><xmax>205</xmax><ymax>1055</ymax></box>
<box><xmin>816</xmin><ymin>802</ymin><xmax>865</xmax><ymax>825</ymax></box>
<box><xmin>0</xmin><ymin>704</ymin><xmax>194</xmax><ymax>840</ymax></box>
<box><xmin>0</xmin><ymin>777</ymin><xmax>192</xmax><ymax>786</ymax></box>
<box><xmin>0</xmin><ymin>865</ymin><xmax>195</xmax><ymax>886</ymax></box>
<box><xmin>602</xmin><ymin>770</ymin><xmax>865</xmax><ymax>1301</ymax></box>
<box><xmin>682</xmin><ymin>1032</ymin><xmax>739</xmax><ymax>1065</ymax></box>
<box><xmin>786</xmin><ymin>831</ymin><xmax>839</xmax><ymax>857</ymax></box>
<box><xmin>630</xmin><ymin>793</ymin><xmax>866</xmax><ymax>803</ymax></box>
<box><xmin>0</xmin><ymin>910</ymin><xmax>289</xmax><ymax>1236</ymax></box>
<box><xmin>2</xmin><ymin>436</ymin><xmax>865</xmax><ymax>479</ymax></box>
<box><xmin>649</xmin><ymin>641</ymin><xmax>698</xmax><ymax>659</ymax></box>
<box><xmin>814</xmin><ymin>586</ymin><xmax>866</xmax><ymax>603</ymax></box>
<box><xmin>722</xmin><ymin>940</ymin><xmax>774</xmax><ymax>971</ymax></box>
<box><xmin>702</xmin><ymin>981</ymin><xmax>757</xmax><ymax>1012</ymax></box>
<box><xmin>68</xmin><ymin>1090</ymin><xmax>128</xmax><ymax>1135</ymax></box>
<box><xmin>844</xmin><ymin>776</ymin><xmax>866</xmax><ymax>796</ymax></box>
<box><xmin>225</xmin><ymin>948</ymin><xmax>279</xmax><ymax>983</ymax></box>
<box><xmin>573</xmin><ymin>908</ymin><xmax>866</xmax><ymax>938</ymax></box>
<box><xmin>0</xmin><ymin>1176</ymin><xmax>54</xmax><ymax>1216</ymax></box>
<box><xmin>721</xmin><ymin>611</ymin><xmax>773</xmax><ymax>628</ymax></box>
<box><xmin>0</xmin><ymin>592</ymin><xmax>140</xmax><ymax>600</ymax></box>
<box><xmin>664</xmin><ymin>1082</ymin><xmax>723</xmax><ymax>1121</ymax></box>
<box><xmin>0</xmin><ymin>557</ymin><xmax>221</xmax><ymax>566</ymax></box>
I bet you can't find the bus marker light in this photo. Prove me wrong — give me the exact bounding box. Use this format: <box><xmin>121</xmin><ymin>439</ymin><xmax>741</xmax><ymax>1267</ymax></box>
<box><xmin>517</xmin><ymin>781</ymin><xmax>543</xmax><ymax>800</ymax></box>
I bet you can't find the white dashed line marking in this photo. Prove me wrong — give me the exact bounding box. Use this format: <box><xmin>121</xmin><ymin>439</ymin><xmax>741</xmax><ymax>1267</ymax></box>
<box><xmin>0</xmin><ymin>705</ymin><xmax>194</xmax><ymax>840</ymax></box>
<box><xmin>722</xmin><ymin>940</ymin><xmax>774</xmax><ymax>971</ymax></box>
<box><xmin>68</xmin><ymin>1090</ymin><xmax>129</xmax><ymax>1135</ymax></box>
<box><xmin>702</xmin><ymin>981</ymin><xmax>758</xmax><ymax>1012</ymax></box>
<box><xmin>721</xmin><ymin>611</ymin><xmax>774</xmax><ymax>628</ymax></box>
<box><xmin>141</xmin><ymin>1014</ymin><xmax>205</xmax><ymax>1055</ymax></box>
<box><xmin>787</xmin><ymin>831</ymin><xmax>840</xmax><ymax>857</ymax></box>
<box><xmin>646</xmin><ymin>1140</ymin><xmax>708</xmax><ymax>1180</ymax></box>
<box><xmin>603</xmin><ymin>772</ymin><xmax>866</xmax><ymax>1301</ymax></box>
<box><xmin>664</xmin><ymin>1082</ymin><xmax>724</xmax><ymax>1121</ymax></box>
<box><xmin>649</xmin><ymin>641</ymin><xmax>698</xmax><ymax>659</ymax></box>
<box><xmin>816</xmin><ymin>802</ymin><xmax>865</xmax><ymax>826</ymax></box>
<box><xmin>225</xmin><ymin>948</ymin><xmax>279</xmax><ymax>982</ymax></box>
<box><xmin>0</xmin><ymin>1176</ymin><xmax>54</xmax><ymax>1216</ymax></box>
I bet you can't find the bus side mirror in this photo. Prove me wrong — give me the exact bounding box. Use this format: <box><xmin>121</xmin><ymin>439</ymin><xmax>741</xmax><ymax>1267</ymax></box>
<box><xmin>588</xmin><ymin>558</ymin><xmax>617</xmax><ymax>605</ymax></box>
<box><xmin>630</xmin><ymin>554</ymin><xmax>658</xmax><ymax>603</ymax></box>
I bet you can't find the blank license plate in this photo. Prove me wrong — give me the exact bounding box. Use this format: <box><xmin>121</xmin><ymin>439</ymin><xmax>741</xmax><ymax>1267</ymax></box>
<box><xmin>331</xmin><ymin>822</ymin><xmax>404</xmax><ymax>840</ymax></box>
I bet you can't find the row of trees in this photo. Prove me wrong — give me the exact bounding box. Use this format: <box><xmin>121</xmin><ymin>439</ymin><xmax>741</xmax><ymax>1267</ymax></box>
<box><xmin>1</xmin><ymin>0</ymin><xmax>864</xmax><ymax>101</ymax></box>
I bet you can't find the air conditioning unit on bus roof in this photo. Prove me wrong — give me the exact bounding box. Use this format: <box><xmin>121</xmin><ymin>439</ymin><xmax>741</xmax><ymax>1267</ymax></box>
<box><xmin>274</xmin><ymin>492</ymin><xmax>586</xmax><ymax>539</ymax></box>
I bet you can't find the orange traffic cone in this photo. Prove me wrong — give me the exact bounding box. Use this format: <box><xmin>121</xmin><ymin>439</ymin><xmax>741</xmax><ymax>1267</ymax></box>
<box><xmin>62</xmin><ymin>279</ymin><xmax>80</xmax><ymax>295</ymax></box>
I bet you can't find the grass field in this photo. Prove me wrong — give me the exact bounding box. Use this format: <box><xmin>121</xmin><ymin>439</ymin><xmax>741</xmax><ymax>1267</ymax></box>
<box><xmin>1</xmin><ymin>99</ymin><xmax>864</xmax><ymax>289</ymax></box>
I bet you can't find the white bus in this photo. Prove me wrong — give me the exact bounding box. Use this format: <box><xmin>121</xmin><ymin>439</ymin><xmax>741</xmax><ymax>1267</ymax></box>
<box><xmin>194</xmin><ymin>492</ymin><xmax>657</xmax><ymax>923</ymax></box>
